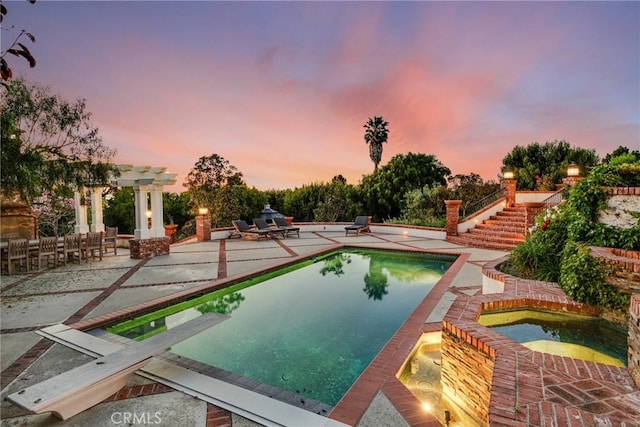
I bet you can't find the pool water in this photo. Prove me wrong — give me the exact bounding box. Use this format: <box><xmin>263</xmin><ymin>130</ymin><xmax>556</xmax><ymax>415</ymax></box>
<box><xmin>108</xmin><ymin>249</ymin><xmax>455</xmax><ymax>407</ymax></box>
<box><xmin>479</xmin><ymin>310</ymin><xmax>628</xmax><ymax>366</ymax></box>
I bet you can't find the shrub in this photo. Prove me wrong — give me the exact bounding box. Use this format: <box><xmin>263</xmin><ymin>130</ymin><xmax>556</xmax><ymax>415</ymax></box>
<box><xmin>559</xmin><ymin>242</ymin><xmax>629</xmax><ymax>311</ymax></box>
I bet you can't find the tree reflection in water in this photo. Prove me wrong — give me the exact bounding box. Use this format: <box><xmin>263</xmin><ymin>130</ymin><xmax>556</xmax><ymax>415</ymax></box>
<box><xmin>319</xmin><ymin>253</ymin><xmax>352</xmax><ymax>276</ymax></box>
<box><xmin>197</xmin><ymin>292</ymin><xmax>245</xmax><ymax>315</ymax></box>
<box><xmin>363</xmin><ymin>268</ymin><xmax>389</xmax><ymax>300</ymax></box>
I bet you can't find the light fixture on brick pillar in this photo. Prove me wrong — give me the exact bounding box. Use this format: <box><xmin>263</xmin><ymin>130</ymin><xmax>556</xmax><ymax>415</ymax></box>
<box><xmin>567</xmin><ymin>162</ymin><xmax>580</xmax><ymax>177</ymax></box>
<box><xmin>563</xmin><ymin>162</ymin><xmax>583</xmax><ymax>187</ymax></box>
<box><xmin>196</xmin><ymin>207</ymin><xmax>211</xmax><ymax>241</ymax></box>
<box><xmin>501</xmin><ymin>169</ymin><xmax>516</xmax><ymax>207</ymax></box>
<box><xmin>146</xmin><ymin>209</ymin><xmax>152</xmax><ymax>229</ymax></box>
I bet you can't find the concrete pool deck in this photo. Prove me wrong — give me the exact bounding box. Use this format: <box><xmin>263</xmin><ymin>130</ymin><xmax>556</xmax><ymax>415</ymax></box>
<box><xmin>1</xmin><ymin>229</ymin><xmax>635</xmax><ymax>426</ymax></box>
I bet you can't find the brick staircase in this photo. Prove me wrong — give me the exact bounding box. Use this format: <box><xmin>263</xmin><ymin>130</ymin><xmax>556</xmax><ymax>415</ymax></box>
<box><xmin>447</xmin><ymin>205</ymin><xmax>527</xmax><ymax>251</ymax></box>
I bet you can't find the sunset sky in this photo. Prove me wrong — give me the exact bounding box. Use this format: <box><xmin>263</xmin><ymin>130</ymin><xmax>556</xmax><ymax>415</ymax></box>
<box><xmin>4</xmin><ymin>1</ymin><xmax>639</xmax><ymax>192</ymax></box>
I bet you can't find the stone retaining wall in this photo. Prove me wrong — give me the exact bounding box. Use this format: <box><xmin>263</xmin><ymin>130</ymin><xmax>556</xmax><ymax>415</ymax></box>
<box><xmin>631</xmin><ymin>295</ymin><xmax>640</xmax><ymax>388</ymax></box>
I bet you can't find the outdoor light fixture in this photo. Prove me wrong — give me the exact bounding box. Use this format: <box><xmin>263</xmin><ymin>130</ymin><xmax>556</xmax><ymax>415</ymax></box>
<box><xmin>198</xmin><ymin>207</ymin><xmax>209</xmax><ymax>215</ymax></box>
<box><xmin>503</xmin><ymin>169</ymin><xmax>515</xmax><ymax>180</ymax></box>
<box><xmin>146</xmin><ymin>210</ymin><xmax>152</xmax><ymax>218</ymax></box>
<box><xmin>567</xmin><ymin>163</ymin><xmax>580</xmax><ymax>177</ymax></box>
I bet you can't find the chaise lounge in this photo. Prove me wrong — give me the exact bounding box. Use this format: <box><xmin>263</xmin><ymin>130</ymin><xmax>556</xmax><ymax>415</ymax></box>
<box><xmin>232</xmin><ymin>220</ymin><xmax>272</xmax><ymax>240</ymax></box>
<box><xmin>273</xmin><ymin>217</ymin><xmax>300</xmax><ymax>238</ymax></box>
<box><xmin>253</xmin><ymin>218</ymin><xmax>286</xmax><ymax>239</ymax></box>
<box><xmin>345</xmin><ymin>216</ymin><xmax>371</xmax><ymax>236</ymax></box>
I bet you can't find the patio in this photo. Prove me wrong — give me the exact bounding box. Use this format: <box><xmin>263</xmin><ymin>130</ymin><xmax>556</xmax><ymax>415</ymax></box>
<box><xmin>1</xmin><ymin>228</ymin><xmax>636</xmax><ymax>426</ymax></box>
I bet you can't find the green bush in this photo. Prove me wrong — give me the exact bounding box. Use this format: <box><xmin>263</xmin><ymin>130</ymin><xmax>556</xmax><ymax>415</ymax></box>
<box><xmin>559</xmin><ymin>242</ymin><xmax>629</xmax><ymax>311</ymax></box>
<box><xmin>508</xmin><ymin>205</ymin><xmax>569</xmax><ymax>282</ymax></box>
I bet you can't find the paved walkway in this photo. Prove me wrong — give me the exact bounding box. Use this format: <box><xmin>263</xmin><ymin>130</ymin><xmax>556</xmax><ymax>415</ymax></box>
<box><xmin>0</xmin><ymin>230</ymin><xmax>635</xmax><ymax>426</ymax></box>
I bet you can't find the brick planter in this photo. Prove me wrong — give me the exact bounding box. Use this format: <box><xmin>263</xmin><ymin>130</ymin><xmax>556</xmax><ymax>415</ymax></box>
<box><xmin>129</xmin><ymin>237</ymin><xmax>170</xmax><ymax>259</ymax></box>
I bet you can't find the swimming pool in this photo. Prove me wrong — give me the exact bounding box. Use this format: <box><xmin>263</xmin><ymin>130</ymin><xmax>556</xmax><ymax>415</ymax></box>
<box><xmin>108</xmin><ymin>249</ymin><xmax>456</xmax><ymax>409</ymax></box>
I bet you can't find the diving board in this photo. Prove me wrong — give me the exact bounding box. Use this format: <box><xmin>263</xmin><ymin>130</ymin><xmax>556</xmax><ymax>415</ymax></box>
<box><xmin>7</xmin><ymin>312</ymin><xmax>228</xmax><ymax>420</ymax></box>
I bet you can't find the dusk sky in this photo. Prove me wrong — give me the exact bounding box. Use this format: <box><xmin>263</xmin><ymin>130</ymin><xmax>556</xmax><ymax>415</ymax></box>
<box><xmin>4</xmin><ymin>1</ymin><xmax>639</xmax><ymax>192</ymax></box>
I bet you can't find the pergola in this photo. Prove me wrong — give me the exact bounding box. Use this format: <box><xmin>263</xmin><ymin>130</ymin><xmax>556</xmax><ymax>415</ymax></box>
<box><xmin>74</xmin><ymin>165</ymin><xmax>177</xmax><ymax>240</ymax></box>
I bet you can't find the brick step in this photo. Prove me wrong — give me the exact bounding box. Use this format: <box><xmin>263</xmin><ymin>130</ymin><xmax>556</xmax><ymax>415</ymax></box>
<box><xmin>491</xmin><ymin>212</ymin><xmax>525</xmax><ymax>221</ymax></box>
<box><xmin>484</xmin><ymin>221</ymin><xmax>527</xmax><ymax>230</ymax></box>
<box><xmin>467</xmin><ymin>228</ymin><xmax>525</xmax><ymax>240</ymax></box>
<box><xmin>494</xmin><ymin>211</ymin><xmax>526</xmax><ymax>219</ymax></box>
<box><xmin>459</xmin><ymin>232</ymin><xmax>525</xmax><ymax>244</ymax></box>
<box><xmin>487</xmin><ymin>216</ymin><xmax>526</xmax><ymax>224</ymax></box>
<box><xmin>446</xmin><ymin>235</ymin><xmax>520</xmax><ymax>251</ymax></box>
<box><xmin>475</xmin><ymin>223</ymin><xmax>525</xmax><ymax>233</ymax></box>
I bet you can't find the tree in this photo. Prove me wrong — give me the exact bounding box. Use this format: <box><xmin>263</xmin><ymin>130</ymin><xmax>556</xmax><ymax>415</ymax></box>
<box><xmin>448</xmin><ymin>173</ymin><xmax>501</xmax><ymax>217</ymax></box>
<box><xmin>1</xmin><ymin>0</ymin><xmax>37</xmax><ymax>82</ymax></box>
<box><xmin>183</xmin><ymin>154</ymin><xmax>244</xmax><ymax>213</ymax></box>
<box><xmin>363</xmin><ymin>116</ymin><xmax>389</xmax><ymax>170</ymax></box>
<box><xmin>182</xmin><ymin>154</ymin><xmax>262</xmax><ymax>228</ymax></box>
<box><xmin>603</xmin><ymin>146</ymin><xmax>640</xmax><ymax>164</ymax></box>
<box><xmin>103</xmin><ymin>187</ymin><xmax>135</xmax><ymax>234</ymax></box>
<box><xmin>1</xmin><ymin>78</ymin><xmax>117</xmax><ymax>206</ymax></box>
<box><xmin>360</xmin><ymin>152</ymin><xmax>450</xmax><ymax>221</ymax></box>
<box><xmin>33</xmin><ymin>188</ymin><xmax>75</xmax><ymax>237</ymax></box>
<box><xmin>501</xmin><ymin>140</ymin><xmax>598</xmax><ymax>190</ymax></box>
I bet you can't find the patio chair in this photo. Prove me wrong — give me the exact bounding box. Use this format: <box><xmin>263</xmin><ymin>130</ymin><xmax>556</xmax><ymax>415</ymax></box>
<box><xmin>57</xmin><ymin>234</ymin><xmax>82</xmax><ymax>266</ymax></box>
<box><xmin>30</xmin><ymin>236</ymin><xmax>59</xmax><ymax>271</ymax></box>
<box><xmin>345</xmin><ymin>216</ymin><xmax>371</xmax><ymax>236</ymax></box>
<box><xmin>232</xmin><ymin>220</ymin><xmax>272</xmax><ymax>240</ymax></box>
<box><xmin>2</xmin><ymin>239</ymin><xmax>30</xmax><ymax>274</ymax></box>
<box><xmin>83</xmin><ymin>232</ymin><xmax>103</xmax><ymax>262</ymax></box>
<box><xmin>253</xmin><ymin>218</ymin><xmax>286</xmax><ymax>239</ymax></box>
<box><xmin>273</xmin><ymin>217</ymin><xmax>300</xmax><ymax>238</ymax></box>
<box><xmin>103</xmin><ymin>227</ymin><xmax>117</xmax><ymax>255</ymax></box>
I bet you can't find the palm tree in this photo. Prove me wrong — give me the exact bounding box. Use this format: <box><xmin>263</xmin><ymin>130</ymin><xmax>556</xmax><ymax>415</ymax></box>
<box><xmin>363</xmin><ymin>116</ymin><xmax>390</xmax><ymax>170</ymax></box>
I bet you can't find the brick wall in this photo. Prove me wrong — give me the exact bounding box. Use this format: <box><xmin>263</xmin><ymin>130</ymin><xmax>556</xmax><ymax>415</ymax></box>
<box><xmin>444</xmin><ymin>200</ymin><xmax>462</xmax><ymax>236</ymax></box>
<box><xmin>129</xmin><ymin>237</ymin><xmax>170</xmax><ymax>259</ymax></box>
<box><xmin>441</xmin><ymin>320</ymin><xmax>495</xmax><ymax>425</ymax></box>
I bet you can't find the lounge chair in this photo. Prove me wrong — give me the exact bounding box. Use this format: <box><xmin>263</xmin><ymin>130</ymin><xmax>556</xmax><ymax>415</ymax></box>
<box><xmin>345</xmin><ymin>216</ymin><xmax>371</xmax><ymax>236</ymax></box>
<box><xmin>273</xmin><ymin>217</ymin><xmax>300</xmax><ymax>238</ymax></box>
<box><xmin>253</xmin><ymin>218</ymin><xmax>286</xmax><ymax>239</ymax></box>
<box><xmin>232</xmin><ymin>220</ymin><xmax>272</xmax><ymax>240</ymax></box>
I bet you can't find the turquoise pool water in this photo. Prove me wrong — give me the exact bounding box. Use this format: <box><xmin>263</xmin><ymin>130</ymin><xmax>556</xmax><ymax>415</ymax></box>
<box><xmin>109</xmin><ymin>249</ymin><xmax>456</xmax><ymax>407</ymax></box>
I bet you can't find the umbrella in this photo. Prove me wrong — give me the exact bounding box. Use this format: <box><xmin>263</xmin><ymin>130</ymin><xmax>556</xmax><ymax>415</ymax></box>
<box><xmin>260</xmin><ymin>204</ymin><xmax>285</xmax><ymax>220</ymax></box>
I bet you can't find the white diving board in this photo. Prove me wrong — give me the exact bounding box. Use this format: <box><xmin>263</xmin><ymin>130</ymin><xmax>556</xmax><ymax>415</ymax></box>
<box><xmin>7</xmin><ymin>312</ymin><xmax>228</xmax><ymax>420</ymax></box>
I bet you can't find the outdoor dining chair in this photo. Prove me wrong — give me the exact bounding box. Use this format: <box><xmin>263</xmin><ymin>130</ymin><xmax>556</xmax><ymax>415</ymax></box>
<box><xmin>2</xmin><ymin>239</ymin><xmax>30</xmax><ymax>275</ymax></box>
<box><xmin>83</xmin><ymin>232</ymin><xmax>103</xmax><ymax>262</ymax></box>
<box><xmin>103</xmin><ymin>227</ymin><xmax>117</xmax><ymax>255</ymax></box>
<box><xmin>30</xmin><ymin>236</ymin><xmax>59</xmax><ymax>271</ymax></box>
<box><xmin>57</xmin><ymin>234</ymin><xmax>82</xmax><ymax>266</ymax></box>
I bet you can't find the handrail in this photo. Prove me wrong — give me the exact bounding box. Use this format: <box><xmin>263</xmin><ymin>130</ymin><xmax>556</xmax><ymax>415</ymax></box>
<box><xmin>542</xmin><ymin>189</ymin><xmax>564</xmax><ymax>208</ymax></box>
<box><xmin>461</xmin><ymin>188</ymin><xmax>504</xmax><ymax>217</ymax></box>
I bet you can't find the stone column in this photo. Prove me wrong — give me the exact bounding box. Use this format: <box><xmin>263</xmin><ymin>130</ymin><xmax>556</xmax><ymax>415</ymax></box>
<box><xmin>444</xmin><ymin>200</ymin><xmax>462</xmax><ymax>236</ymax></box>
<box><xmin>90</xmin><ymin>186</ymin><xmax>105</xmax><ymax>233</ymax></box>
<box><xmin>73</xmin><ymin>189</ymin><xmax>90</xmax><ymax>234</ymax></box>
<box><xmin>196</xmin><ymin>214</ymin><xmax>211</xmax><ymax>241</ymax></box>
<box><xmin>133</xmin><ymin>185</ymin><xmax>150</xmax><ymax>240</ymax></box>
<box><xmin>149</xmin><ymin>186</ymin><xmax>165</xmax><ymax>238</ymax></box>
<box><xmin>501</xmin><ymin>178</ymin><xmax>517</xmax><ymax>207</ymax></box>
